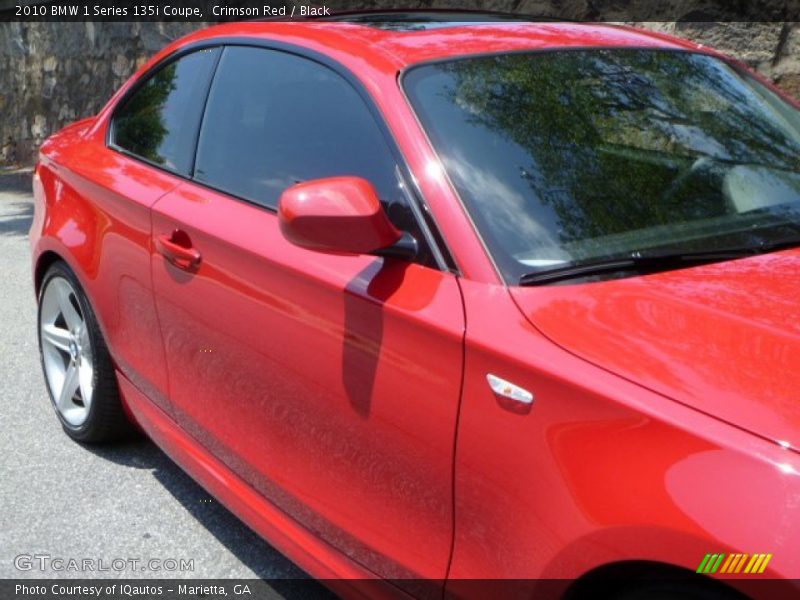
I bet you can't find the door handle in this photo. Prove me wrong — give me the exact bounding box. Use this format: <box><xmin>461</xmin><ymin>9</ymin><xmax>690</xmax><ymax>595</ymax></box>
<box><xmin>155</xmin><ymin>229</ymin><xmax>202</xmax><ymax>271</ymax></box>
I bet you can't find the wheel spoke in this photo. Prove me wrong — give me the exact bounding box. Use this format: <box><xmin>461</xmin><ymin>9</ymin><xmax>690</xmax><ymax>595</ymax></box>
<box><xmin>56</xmin><ymin>282</ymin><xmax>82</xmax><ymax>331</ymax></box>
<box><xmin>42</xmin><ymin>323</ymin><xmax>72</xmax><ymax>354</ymax></box>
<box><xmin>58</xmin><ymin>364</ymin><xmax>80</xmax><ymax>411</ymax></box>
<box><xmin>78</xmin><ymin>361</ymin><xmax>94</xmax><ymax>409</ymax></box>
<box><xmin>79</xmin><ymin>325</ymin><xmax>90</xmax><ymax>349</ymax></box>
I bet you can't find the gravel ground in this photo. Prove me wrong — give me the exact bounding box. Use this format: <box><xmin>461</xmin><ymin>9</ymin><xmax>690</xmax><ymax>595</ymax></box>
<box><xmin>0</xmin><ymin>172</ymin><xmax>334</xmax><ymax>598</ymax></box>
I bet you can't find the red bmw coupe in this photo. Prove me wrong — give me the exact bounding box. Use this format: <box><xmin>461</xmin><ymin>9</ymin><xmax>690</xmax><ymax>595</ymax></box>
<box><xmin>30</xmin><ymin>12</ymin><xmax>800</xmax><ymax>600</ymax></box>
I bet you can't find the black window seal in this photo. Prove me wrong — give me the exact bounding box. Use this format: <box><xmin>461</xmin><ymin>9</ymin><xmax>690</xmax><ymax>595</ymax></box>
<box><xmin>106</xmin><ymin>36</ymin><xmax>458</xmax><ymax>275</ymax></box>
<box><xmin>188</xmin><ymin>48</ymin><xmax>224</xmax><ymax>178</ymax></box>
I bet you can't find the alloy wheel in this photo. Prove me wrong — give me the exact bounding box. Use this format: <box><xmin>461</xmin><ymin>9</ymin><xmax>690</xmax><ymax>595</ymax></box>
<box><xmin>39</xmin><ymin>277</ymin><xmax>94</xmax><ymax>427</ymax></box>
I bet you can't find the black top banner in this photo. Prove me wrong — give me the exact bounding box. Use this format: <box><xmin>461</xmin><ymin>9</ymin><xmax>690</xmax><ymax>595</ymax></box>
<box><xmin>0</xmin><ymin>0</ymin><xmax>798</xmax><ymax>22</ymax></box>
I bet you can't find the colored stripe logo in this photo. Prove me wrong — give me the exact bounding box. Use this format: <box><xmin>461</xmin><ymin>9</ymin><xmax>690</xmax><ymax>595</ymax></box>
<box><xmin>697</xmin><ymin>553</ymin><xmax>773</xmax><ymax>574</ymax></box>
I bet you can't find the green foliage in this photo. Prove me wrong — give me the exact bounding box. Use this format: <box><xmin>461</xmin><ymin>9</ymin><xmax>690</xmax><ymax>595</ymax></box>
<box><xmin>441</xmin><ymin>50</ymin><xmax>800</xmax><ymax>247</ymax></box>
<box><xmin>113</xmin><ymin>63</ymin><xmax>177</xmax><ymax>164</ymax></box>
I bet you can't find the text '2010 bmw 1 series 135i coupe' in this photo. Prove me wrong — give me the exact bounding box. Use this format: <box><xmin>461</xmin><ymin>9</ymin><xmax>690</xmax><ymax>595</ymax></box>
<box><xmin>29</xmin><ymin>11</ymin><xmax>800</xmax><ymax>600</ymax></box>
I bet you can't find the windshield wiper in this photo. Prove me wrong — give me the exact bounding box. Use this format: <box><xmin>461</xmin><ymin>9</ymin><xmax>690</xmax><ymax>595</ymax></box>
<box><xmin>518</xmin><ymin>238</ymin><xmax>800</xmax><ymax>286</ymax></box>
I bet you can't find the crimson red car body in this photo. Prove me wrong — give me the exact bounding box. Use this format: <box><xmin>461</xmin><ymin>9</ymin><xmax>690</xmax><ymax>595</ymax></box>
<box><xmin>30</xmin><ymin>17</ymin><xmax>800</xmax><ymax>600</ymax></box>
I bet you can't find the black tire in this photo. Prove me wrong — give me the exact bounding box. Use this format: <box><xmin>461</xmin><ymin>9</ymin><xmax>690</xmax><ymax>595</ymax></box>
<box><xmin>37</xmin><ymin>261</ymin><xmax>136</xmax><ymax>443</ymax></box>
<box><xmin>613</xmin><ymin>581</ymin><xmax>746</xmax><ymax>600</ymax></box>
<box><xmin>566</xmin><ymin>563</ymin><xmax>748</xmax><ymax>600</ymax></box>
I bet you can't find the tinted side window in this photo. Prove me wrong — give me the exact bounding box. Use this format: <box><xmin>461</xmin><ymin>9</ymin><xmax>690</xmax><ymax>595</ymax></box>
<box><xmin>194</xmin><ymin>47</ymin><xmax>423</xmax><ymax>240</ymax></box>
<box><xmin>111</xmin><ymin>48</ymin><xmax>220</xmax><ymax>175</ymax></box>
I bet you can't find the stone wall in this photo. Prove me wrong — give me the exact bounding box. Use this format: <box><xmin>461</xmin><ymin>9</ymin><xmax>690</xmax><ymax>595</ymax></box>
<box><xmin>0</xmin><ymin>22</ymin><xmax>199</xmax><ymax>164</ymax></box>
<box><xmin>1</xmin><ymin>16</ymin><xmax>798</xmax><ymax>166</ymax></box>
<box><xmin>634</xmin><ymin>22</ymin><xmax>799</xmax><ymax>97</ymax></box>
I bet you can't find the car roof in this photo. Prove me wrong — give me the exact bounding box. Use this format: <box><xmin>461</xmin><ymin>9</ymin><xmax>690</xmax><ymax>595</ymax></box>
<box><xmin>179</xmin><ymin>15</ymin><xmax>704</xmax><ymax>73</ymax></box>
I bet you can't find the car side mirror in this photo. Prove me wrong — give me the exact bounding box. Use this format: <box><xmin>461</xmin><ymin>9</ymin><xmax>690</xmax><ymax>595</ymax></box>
<box><xmin>278</xmin><ymin>177</ymin><xmax>417</xmax><ymax>258</ymax></box>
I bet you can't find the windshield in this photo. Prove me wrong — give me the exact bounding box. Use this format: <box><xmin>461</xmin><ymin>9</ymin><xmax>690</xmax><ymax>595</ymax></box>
<box><xmin>403</xmin><ymin>49</ymin><xmax>800</xmax><ymax>283</ymax></box>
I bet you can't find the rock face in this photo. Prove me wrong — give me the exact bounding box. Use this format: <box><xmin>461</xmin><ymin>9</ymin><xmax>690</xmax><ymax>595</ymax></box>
<box><xmin>1</xmin><ymin>18</ymin><xmax>798</xmax><ymax>166</ymax></box>
<box><xmin>634</xmin><ymin>22</ymin><xmax>799</xmax><ymax>97</ymax></box>
<box><xmin>0</xmin><ymin>22</ymin><xmax>198</xmax><ymax>165</ymax></box>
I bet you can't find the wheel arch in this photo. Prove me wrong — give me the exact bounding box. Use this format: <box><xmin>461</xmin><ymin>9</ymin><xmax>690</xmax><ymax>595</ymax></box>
<box><xmin>564</xmin><ymin>560</ymin><xmax>748</xmax><ymax>599</ymax></box>
<box><xmin>34</xmin><ymin>250</ymin><xmax>66</xmax><ymax>297</ymax></box>
<box><xmin>34</xmin><ymin>248</ymin><xmax>117</xmax><ymax>362</ymax></box>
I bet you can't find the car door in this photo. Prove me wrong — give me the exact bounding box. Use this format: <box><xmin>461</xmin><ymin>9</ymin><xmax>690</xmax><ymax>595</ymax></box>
<box><xmin>92</xmin><ymin>46</ymin><xmax>221</xmax><ymax>414</ymax></box>
<box><xmin>150</xmin><ymin>45</ymin><xmax>465</xmax><ymax>587</ymax></box>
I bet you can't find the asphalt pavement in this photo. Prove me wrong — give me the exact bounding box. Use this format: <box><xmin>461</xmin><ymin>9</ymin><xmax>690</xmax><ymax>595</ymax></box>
<box><xmin>0</xmin><ymin>171</ymin><xmax>334</xmax><ymax>597</ymax></box>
